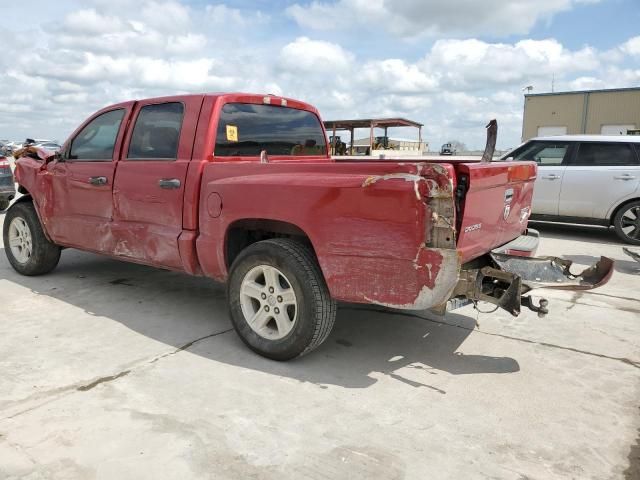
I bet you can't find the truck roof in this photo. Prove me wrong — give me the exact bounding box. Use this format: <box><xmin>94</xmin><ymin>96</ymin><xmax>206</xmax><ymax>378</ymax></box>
<box><xmin>111</xmin><ymin>92</ymin><xmax>320</xmax><ymax>115</ymax></box>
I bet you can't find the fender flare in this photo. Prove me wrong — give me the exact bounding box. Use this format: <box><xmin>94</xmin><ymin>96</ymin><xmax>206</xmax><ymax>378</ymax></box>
<box><xmin>12</xmin><ymin>193</ymin><xmax>55</xmax><ymax>242</ymax></box>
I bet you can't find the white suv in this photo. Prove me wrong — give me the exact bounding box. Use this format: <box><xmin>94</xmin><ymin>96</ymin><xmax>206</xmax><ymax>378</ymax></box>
<box><xmin>502</xmin><ymin>135</ymin><xmax>640</xmax><ymax>244</ymax></box>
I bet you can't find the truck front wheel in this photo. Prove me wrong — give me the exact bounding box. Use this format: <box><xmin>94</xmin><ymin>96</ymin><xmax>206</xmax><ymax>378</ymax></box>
<box><xmin>227</xmin><ymin>238</ymin><xmax>336</xmax><ymax>360</ymax></box>
<box><xmin>3</xmin><ymin>202</ymin><xmax>61</xmax><ymax>275</ymax></box>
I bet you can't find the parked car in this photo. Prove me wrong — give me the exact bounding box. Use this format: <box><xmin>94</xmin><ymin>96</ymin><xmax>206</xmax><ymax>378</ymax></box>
<box><xmin>501</xmin><ymin>135</ymin><xmax>640</xmax><ymax>245</ymax></box>
<box><xmin>0</xmin><ymin>156</ymin><xmax>16</xmax><ymax>211</ymax></box>
<box><xmin>440</xmin><ymin>143</ymin><xmax>455</xmax><ymax>155</ymax></box>
<box><xmin>33</xmin><ymin>141</ymin><xmax>61</xmax><ymax>151</ymax></box>
<box><xmin>4</xmin><ymin>93</ymin><xmax>612</xmax><ymax>360</ymax></box>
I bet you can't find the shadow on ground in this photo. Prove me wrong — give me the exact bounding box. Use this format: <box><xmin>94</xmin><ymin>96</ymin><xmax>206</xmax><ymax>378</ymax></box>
<box><xmin>562</xmin><ymin>254</ymin><xmax>640</xmax><ymax>275</ymax></box>
<box><xmin>0</xmin><ymin>247</ymin><xmax>519</xmax><ymax>391</ymax></box>
<box><xmin>530</xmin><ymin>221</ymin><xmax>622</xmax><ymax>245</ymax></box>
<box><xmin>625</xmin><ymin>416</ymin><xmax>640</xmax><ymax>480</ymax></box>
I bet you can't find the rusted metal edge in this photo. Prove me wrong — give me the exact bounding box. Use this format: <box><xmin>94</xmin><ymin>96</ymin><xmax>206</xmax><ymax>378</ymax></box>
<box><xmin>480</xmin><ymin>119</ymin><xmax>497</xmax><ymax>163</ymax></box>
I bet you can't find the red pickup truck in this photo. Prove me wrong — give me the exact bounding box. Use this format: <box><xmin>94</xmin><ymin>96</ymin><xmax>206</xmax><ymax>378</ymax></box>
<box><xmin>3</xmin><ymin>93</ymin><xmax>613</xmax><ymax>360</ymax></box>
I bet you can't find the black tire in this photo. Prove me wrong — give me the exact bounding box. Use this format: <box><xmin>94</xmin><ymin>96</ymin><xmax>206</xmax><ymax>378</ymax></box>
<box><xmin>227</xmin><ymin>238</ymin><xmax>336</xmax><ymax>361</ymax></box>
<box><xmin>3</xmin><ymin>202</ymin><xmax>61</xmax><ymax>275</ymax></box>
<box><xmin>613</xmin><ymin>200</ymin><xmax>640</xmax><ymax>245</ymax></box>
<box><xmin>0</xmin><ymin>199</ymin><xmax>9</xmax><ymax>211</ymax></box>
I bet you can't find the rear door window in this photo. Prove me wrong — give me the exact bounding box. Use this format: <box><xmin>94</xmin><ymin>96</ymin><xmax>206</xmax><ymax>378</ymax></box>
<box><xmin>128</xmin><ymin>102</ymin><xmax>184</xmax><ymax>160</ymax></box>
<box><xmin>215</xmin><ymin>103</ymin><xmax>327</xmax><ymax>157</ymax></box>
<box><xmin>510</xmin><ymin>141</ymin><xmax>570</xmax><ymax>166</ymax></box>
<box><xmin>573</xmin><ymin>142</ymin><xmax>638</xmax><ymax>166</ymax></box>
<box><xmin>69</xmin><ymin>109</ymin><xmax>125</xmax><ymax>161</ymax></box>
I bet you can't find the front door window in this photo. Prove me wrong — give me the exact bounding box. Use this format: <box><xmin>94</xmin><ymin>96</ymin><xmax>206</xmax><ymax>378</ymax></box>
<box><xmin>69</xmin><ymin>109</ymin><xmax>125</xmax><ymax>161</ymax></box>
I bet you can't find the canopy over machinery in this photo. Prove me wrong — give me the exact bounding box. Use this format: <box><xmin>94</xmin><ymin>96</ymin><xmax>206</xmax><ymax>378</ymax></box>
<box><xmin>323</xmin><ymin>118</ymin><xmax>424</xmax><ymax>155</ymax></box>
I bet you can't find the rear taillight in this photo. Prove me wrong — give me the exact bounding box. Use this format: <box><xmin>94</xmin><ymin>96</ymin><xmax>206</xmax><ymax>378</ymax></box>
<box><xmin>0</xmin><ymin>159</ymin><xmax>10</xmax><ymax>173</ymax></box>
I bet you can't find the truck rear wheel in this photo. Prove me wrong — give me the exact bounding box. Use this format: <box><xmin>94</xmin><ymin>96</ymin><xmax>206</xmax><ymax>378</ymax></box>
<box><xmin>227</xmin><ymin>238</ymin><xmax>336</xmax><ymax>360</ymax></box>
<box><xmin>3</xmin><ymin>202</ymin><xmax>61</xmax><ymax>275</ymax></box>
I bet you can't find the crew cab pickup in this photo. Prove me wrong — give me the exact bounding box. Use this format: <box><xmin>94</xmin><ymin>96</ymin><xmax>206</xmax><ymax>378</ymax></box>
<box><xmin>3</xmin><ymin>93</ymin><xmax>613</xmax><ymax>360</ymax></box>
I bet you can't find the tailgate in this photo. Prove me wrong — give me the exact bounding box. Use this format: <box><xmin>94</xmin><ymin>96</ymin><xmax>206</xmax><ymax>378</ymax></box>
<box><xmin>456</xmin><ymin>161</ymin><xmax>537</xmax><ymax>262</ymax></box>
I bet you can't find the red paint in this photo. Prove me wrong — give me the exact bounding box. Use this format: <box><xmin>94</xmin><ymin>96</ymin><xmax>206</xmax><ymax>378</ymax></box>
<box><xmin>14</xmin><ymin>93</ymin><xmax>537</xmax><ymax>309</ymax></box>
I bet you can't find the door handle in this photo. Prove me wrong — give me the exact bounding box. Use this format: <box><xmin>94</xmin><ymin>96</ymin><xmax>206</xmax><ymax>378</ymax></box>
<box><xmin>158</xmin><ymin>178</ymin><xmax>181</xmax><ymax>189</ymax></box>
<box><xmin>542</xmin><ymin>174</ymin><xmax>560</xmax><ymax>180</ymax></box>
<box><xmin>89</xmin><ymin>176</ymin><xmax>108</xmax><ymax>186</ymax></box>
<box><xmin>614</xmin><ymin>174</ymin><xmax>637</xmax><ymax>180</ymax></box>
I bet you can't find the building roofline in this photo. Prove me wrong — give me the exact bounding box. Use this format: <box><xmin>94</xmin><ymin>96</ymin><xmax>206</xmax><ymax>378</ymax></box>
<box><xmin>525</xmin><ymin>86</ymin><xmax>640</xmax><ymax>97</ymax></box>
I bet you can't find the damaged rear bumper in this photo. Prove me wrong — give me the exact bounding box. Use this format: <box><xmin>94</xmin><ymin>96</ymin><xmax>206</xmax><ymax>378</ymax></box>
<box><xmin>450</xmin><ymin>248</ymin><xmax>614</xmax><ymax>317</ymax></box>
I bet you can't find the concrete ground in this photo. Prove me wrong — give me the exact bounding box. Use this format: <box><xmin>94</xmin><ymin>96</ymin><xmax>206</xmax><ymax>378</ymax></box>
<box><xmin>0</xmin><ymin>215</ymin><xmax>638</xmax><ymax>480</ymax></box>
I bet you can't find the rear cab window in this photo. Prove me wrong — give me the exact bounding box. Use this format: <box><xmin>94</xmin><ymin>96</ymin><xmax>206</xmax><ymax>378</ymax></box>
<box><xmin>508</xmin><ymin>141</ymin><xmax>571</xmax><ymax>166</ymax></box>
<box><xmin>215</xmin><ymin>103</ymin><xmax>327</xmax><ymax>157</ymax></box>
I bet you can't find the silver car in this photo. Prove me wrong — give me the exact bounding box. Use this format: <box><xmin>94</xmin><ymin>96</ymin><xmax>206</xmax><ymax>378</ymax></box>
<box><xmin>502</xmin><ymin>135</ymin><xmax>640</xmax><ymax>244</ymax></box>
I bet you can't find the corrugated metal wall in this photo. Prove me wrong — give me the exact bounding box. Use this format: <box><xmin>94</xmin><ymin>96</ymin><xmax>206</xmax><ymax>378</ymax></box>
<box><xmin>585</xmin><ymin>90</ymin><xmax>640</xmax><ymax>134</ymax></box>
<box><xmin>522</xmin><ymin>89</ymin><xmax>640</xmax><ymax>141</ymax></box>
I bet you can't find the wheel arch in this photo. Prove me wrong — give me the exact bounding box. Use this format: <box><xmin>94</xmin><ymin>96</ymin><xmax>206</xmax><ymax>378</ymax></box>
<box><xmin>224</xmin><ymin>219</ymin><xmax>319</xmax><ymax>271</ymax></box>
<box><xmin>10</xmin><ymin>187</ymin><xmax>54</xmax><ymax>242</ymax></box>
<box><xmin>609</xmin><ymin>197</ymin><xmax>640</xmax><ymax>225</ymax></box>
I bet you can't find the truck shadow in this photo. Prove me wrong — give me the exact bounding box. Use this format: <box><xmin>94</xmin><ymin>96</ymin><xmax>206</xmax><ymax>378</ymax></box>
<box><xmin>0</xmin><ymin>248</ymin><xmax>520</xmax><ymax>391</ymax></box>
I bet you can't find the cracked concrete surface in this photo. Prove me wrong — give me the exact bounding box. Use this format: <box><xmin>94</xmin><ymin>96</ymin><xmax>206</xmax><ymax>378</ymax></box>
<box><xmin>0</xmin><ymin>216</ymin><xmax>639</xmax><ymax>479</ymax></box>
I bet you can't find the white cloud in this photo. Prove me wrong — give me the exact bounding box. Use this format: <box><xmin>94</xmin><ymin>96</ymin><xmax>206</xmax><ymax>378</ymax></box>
<box><xmin>64</xmin><ymin>9</ymin><xmax>127</xmax><ymax>34</ymax></box>
<box><xmin>166</xmin><ymin>34</ymin><xmax>208</xmax><ymax>55</ymax></box>
<box><xmin>620</xmin><ymin>36</ymin><xmax>640</xmax><ymax>57</ymax></box>
<box><xmin>286</xmin><ymin>0</ymin><xmax>602</xmax><ymax>38</ymax></box>
<box><xmin>424</xmin><ymin>38</ymin><xmax>599</xmax><ymax>89</ymax></box>
<box><xmin>360</xmin><ymin>59</ymin><xmax>439</xmax><ymax>94</ymax></box>
<box><xmin>0</xmin><ymin>0</ymin><xmax>638</xmax><ymax>151</ymax></box>
<box><xmin>279</xmin><ymin>37</ymin><xmax>354</xmax><ymax>73</ymax></box>
<box><xmin>205</xmin><ymin>4</ymin><xmax>269</xmax><ymax>25</ymax></box>
<box><xmin>141</xmin><ymin>0</ymin><xmax>191</xmax><ymax>33</ymax></box>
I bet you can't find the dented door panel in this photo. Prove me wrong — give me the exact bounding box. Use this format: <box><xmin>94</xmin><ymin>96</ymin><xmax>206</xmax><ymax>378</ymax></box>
<box><xmin>45</xmin><ymin>102</ymin><xmax>135</xmax><ymax>251</ymax></box>
<box><xmin>112</xmin><ymin>96</ymin><xmax>204</xmax><ymax>269</ymax></box>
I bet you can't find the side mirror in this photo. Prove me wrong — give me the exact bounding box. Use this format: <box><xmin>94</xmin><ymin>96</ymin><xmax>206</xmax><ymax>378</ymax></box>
<box><xmin>53</xmin><ymin>150</ymin><xmax>65</xmax><ymax>163</ymax></box>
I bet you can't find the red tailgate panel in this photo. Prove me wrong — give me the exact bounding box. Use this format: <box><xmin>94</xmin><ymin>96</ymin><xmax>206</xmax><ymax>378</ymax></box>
<box><xmin>456</xmin><ymin>161</ymin><xmax>537</xmax><ymax>263</ymax></box>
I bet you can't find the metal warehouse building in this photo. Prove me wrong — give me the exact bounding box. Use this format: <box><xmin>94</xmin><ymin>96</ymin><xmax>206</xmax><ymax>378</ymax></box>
<box><xmin>522</xmin><ymin>86</ymin><xmax>640</xmax><ymax>141</ymax></box>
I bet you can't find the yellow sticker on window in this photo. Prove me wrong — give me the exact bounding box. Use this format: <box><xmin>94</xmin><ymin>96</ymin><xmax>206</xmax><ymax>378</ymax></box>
<box><xmin>226</xmin><ymin>125</ymin><xmax>238</xmax><ymax>142</ymax></box>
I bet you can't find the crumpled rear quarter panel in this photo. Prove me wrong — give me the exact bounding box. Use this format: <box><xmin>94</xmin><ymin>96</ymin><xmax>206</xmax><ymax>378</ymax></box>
<box><xmin>197</xmin><ymin>162</ymin><xmax>460</xmax><ymax>309</ymax></box>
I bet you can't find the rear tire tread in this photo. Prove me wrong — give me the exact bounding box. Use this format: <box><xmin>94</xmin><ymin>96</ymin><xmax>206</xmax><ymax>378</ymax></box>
<box><xmin>228</xmin><ymin>238</ymin><xmax>336</xmax><ymax>360</ymax></box>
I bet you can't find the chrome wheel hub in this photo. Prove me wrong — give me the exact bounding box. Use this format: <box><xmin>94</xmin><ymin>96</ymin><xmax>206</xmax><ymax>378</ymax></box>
<box><xmin>8</xmin><ymin>217</ymin><xmax>33</xmax><ymax>264</ymax></box>
<box><xmin>239</xmin><ymin>265</ymin><xmax>298</xmax><ymax>340</ymax></box>
<box><xmin>621</xmin><ymin>206</ymin><xmax>640</xmax><ymax>240</ymax></box>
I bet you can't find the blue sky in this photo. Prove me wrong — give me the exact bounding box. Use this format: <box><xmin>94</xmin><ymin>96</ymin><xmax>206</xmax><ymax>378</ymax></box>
<box><xmin>1</xmin><ymin>0</ymin><xmax>639</xmax><ymax>149</ymax></box>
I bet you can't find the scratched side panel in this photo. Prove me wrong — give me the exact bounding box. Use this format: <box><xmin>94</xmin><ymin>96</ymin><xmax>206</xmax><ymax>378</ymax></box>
<box><xmin>13</xmin><ymin>158</ymin><xmax>55</xmax><ymax>237</ymax></box>
<box><xmin>196</xmin><ymin>161</ymin><xmax>460</xmax><ymax>309</ymax></box>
